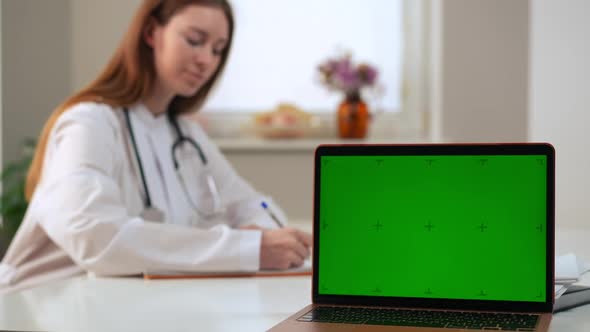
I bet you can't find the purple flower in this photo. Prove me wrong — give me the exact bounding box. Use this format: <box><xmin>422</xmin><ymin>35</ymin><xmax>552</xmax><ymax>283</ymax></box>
<box><xmin>318</xmin><ymin>53</ymin><xmax>379</xmax><ymax>94</ymax></box>
<box><xmin>358</xmin><ymin>64</ymin><xmax>378</xmax><ymax>85</ymax></box>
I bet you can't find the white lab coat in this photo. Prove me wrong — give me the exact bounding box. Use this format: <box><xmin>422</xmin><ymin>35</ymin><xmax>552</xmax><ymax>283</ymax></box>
<box><xmin>0</xmin><ymin>102</ymin><xmax>285</xmax><ymax>294</ymax></box>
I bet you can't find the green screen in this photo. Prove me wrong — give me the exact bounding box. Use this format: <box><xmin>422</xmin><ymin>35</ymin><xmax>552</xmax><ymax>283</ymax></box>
<box><xmin>318</xmin><ymin>155</ymin><xmax>547</xmax><ymax>302</ymax></box>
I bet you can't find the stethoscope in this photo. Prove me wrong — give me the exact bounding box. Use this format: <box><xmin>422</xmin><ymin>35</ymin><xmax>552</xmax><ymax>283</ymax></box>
<box><xmin>123</xmin><ymin>108</ymin><xmax>223</xmax><ymax>222</ymax></box>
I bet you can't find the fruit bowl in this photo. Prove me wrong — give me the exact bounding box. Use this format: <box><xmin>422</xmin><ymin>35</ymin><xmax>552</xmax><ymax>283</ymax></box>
<box><xmin>249</xmin><ymin>104</ymin><xmax>312</xmax><ymax>139</ymax></box>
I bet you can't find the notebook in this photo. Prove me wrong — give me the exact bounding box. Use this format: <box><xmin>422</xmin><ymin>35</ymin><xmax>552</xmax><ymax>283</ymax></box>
<box><xmin>554</xmin><ymin>285</ymin><xmax>590</xmax><ymax>313</ymax></box>
<box><xmin>143</xmin><ymin>259</ymin><xmax>311</xmax><ymax>279</ymax></box>
<box><xmin>269</xmin><ymin>143</ymin><xmax>555</xmax><ymax>332</ymax></box>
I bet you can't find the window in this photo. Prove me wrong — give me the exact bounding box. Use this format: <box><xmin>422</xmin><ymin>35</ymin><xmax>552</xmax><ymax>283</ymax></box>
<box><xmin>202</xmin><ymin>0</ymin><xmax>403</xmax><ymax>114</ymax></box>
<box><xmin>200</xmin><ymin>0</ymin><xmax>430</xmax><ymax>140</ymax></box>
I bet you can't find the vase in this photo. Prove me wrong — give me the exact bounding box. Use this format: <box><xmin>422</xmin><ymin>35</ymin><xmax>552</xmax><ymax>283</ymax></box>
<box><xmin>337</xmin><ymin>91</ymin><xmax>369</xmax><ymax>139</ymax></box>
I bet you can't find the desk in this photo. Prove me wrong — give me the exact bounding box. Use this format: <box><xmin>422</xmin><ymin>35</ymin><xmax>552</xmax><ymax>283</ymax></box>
<box><xmin>0</xmin><ymin>275</ymin><xmax>311</xmax><ymax>332</ymax></box>
<box><xmin>1</xmin><ymin>227</ymin><xmax>589</xmax><ymax>332</ymax></box>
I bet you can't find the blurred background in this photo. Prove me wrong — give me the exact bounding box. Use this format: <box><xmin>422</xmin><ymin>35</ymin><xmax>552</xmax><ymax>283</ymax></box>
<box><xmin>1</xmin><ymin>0</ymin><xmax>589</xmax><ymax>258</ymax></box>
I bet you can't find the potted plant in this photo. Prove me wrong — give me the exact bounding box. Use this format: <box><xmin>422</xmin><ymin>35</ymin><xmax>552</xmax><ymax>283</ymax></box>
<box><xmin>317</xmin><ymin>52</ymin><xmax>380</xmax><ymax>139</ymax></box>
<box><xmin>0</xmin><ymin>138</ymin><xmax>35</xmax><ymax>258</ymax></box>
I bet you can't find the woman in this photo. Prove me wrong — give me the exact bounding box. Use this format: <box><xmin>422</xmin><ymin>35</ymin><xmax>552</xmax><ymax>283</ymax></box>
<box><xmin>0</xmin><ymin>0</ymin><xmax>312</xmax><ymax>293</ymax></box>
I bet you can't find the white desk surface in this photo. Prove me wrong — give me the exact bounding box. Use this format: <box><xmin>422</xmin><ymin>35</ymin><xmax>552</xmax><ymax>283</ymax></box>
<box><xmin>1</xmin><ymin>226</ymin><xmax>589</xmax><ymax>332</ymax></box>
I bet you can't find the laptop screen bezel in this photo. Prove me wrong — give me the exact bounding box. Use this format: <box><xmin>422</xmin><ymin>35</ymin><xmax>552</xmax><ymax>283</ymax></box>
<box><xmin>312</xmin><ymin>143</ymin><xmax>555</xmax><ymax>313</ymax></box>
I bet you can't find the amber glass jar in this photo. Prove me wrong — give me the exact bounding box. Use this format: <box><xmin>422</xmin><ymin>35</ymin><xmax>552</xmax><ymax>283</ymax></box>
<box><xmin>337</xmin><ymin>91</ymin><xmax>369</xmax><ymax>138</ymax></box>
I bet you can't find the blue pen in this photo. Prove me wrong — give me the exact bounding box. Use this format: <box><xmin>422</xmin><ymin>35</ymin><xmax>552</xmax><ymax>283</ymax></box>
<box><xmin>261</xmin><ymin>201</ymin><xmax>283</xmax><ymax>228</ymax></box>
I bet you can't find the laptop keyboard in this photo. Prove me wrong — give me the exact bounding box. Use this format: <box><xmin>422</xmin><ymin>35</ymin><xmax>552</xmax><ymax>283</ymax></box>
<box><xmin>297</xmin><ymin>306</ymin><xmax>539</xmax><ymax>331</ymax></box>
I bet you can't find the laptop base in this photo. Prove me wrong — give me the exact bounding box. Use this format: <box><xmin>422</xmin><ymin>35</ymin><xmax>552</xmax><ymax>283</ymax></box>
<box><xmin>269</xmin><ymin>304</ymin><xmax>552</xmax><ymax>332</ymax></box>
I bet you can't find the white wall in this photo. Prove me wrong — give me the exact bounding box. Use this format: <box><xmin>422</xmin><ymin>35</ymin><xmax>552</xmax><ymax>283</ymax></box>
<box><xmin>1</xmin><ymin>0</ymin><xmax>71</xmax><ymax>165</ymax></box>
<box><xmin>0</xmin><ymin>1</ymin><xmax>3</xmax><ymax>228</ymax></box>
<box><xmin>1</xmin><ymin>0</ymin><xmax>138</xmax><ymax>166</ymax></box>
<box><xmin>530</xmin><ymin>0</ymin><xmax>590</xmax><ymax>229</ymax></box>
<box><xmin>435</xmin><ymin>0</ymin><xmax>529</xmax><ymax>142</ymax></box>
<box><xmin>70</xmin><ymin>0</ymin><xmax>142</xmax><ymax>90</ymax></box>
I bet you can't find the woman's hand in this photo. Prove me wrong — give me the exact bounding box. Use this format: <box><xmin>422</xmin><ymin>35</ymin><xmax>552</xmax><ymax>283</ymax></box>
<box><xmin>260</xmin><ymin>228</ymin><xmax>313</xmax><ymax>270</ymax></box>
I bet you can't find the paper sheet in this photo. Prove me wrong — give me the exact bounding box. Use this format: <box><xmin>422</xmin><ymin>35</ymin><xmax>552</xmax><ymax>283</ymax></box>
<box><xmin>555</xmin><ymin>253</ymin><xmax>585</xmax><ymax>284</ymax></box>
<box><xmin>555</xmin><ymin>285</ymin><xmax>568</xmax><ymax>299</ymax></box>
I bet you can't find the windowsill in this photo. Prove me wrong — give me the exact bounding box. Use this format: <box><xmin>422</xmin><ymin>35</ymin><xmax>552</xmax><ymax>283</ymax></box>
<box><xmin>198</xmin><ymin>110</ymin><xmax>432</xmax><ymax>152</ymax></box>
<box><xmin>213</xmin><ymin>135</ymin><xmax>434</xmax><ymax>152</ymax></box>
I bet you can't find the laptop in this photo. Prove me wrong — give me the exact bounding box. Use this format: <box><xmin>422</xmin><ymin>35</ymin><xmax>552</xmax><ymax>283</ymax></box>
<box><xmin>269</xmin><ymin>143</ymin><xmax>555</xmax><ymax>332</ymax></box>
